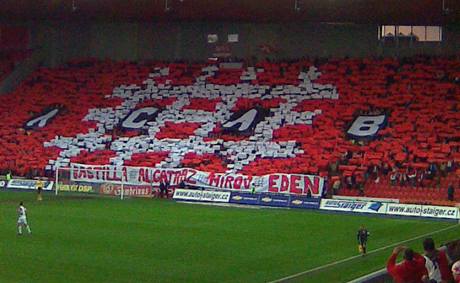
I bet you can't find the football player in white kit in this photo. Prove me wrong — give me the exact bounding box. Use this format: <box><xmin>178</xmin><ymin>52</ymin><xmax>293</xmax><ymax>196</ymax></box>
<box><xmin>17</xmin><ymin>202</ymin><xmax>32</xmax><ymax>235</ymax></box>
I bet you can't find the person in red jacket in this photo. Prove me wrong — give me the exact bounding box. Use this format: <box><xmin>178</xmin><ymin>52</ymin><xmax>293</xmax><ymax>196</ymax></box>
<box><xmin>452</xmin><ymin>260</ymin><xmax>460</xmax><ymax>282</ymax></box>
<box><xmin>387</xmin><ymin>246</ymin><xmax>428</xmax><ymax>283</ymax></box>
<box><xmin>422</xmin><ymin>238</ymin><xmax>453</xmax><ymax>283</ymax></box>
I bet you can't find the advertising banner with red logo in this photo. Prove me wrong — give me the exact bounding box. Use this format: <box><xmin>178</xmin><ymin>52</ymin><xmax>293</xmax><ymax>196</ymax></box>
<box><xmin>69</xmin><ymin>163</ymin><xmax>324</xmax><ymax>196</ymax></box>
<box><xmin>99</xmin><ymin>183</ymin><xmax>152</xmax><ymax>197</ymax></box>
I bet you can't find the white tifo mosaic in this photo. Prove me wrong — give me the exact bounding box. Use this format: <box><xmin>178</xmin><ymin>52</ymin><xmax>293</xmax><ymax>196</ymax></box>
<box><xmin>45</xmin><ymin>65</ymin><xmax>338</xmax><ymax>174</ymax></box>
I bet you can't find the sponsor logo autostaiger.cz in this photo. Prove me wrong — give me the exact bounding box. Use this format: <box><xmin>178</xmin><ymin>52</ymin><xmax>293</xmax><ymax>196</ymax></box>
<box><xmin>388</xmin><ymin>206</ymin><xmax>421</xmax><ymax>214</ymax></box>
<box><xmin>388</xmin><ymin>206</ymin><xmax>455</xmax><ymax>217</ymax></box>
<box><xmin>325</xmin><ymin>200</ymin><xmax>366</xmax><ymax>210</ymax></box>
<box><xmin>422</xmin><ymin>207</ymin><xmax>455</xmax><ymax>217</ymax></box>
<box><xmin>202</xmin><ymin>191</ymin><xmax>227</xmax><ymax>201</ymax></box>
<box><xmin>179</xmin><ymin>191</ymin><xmax>201</xmax><ymax>198</ymax></box>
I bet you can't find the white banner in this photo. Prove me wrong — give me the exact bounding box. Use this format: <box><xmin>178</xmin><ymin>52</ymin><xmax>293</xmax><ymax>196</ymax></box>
<box><xmin>320</xmin><ymin>199</ymin><xmax>387</xmax><ymax>214</ymax></box>
<box><xmin>332</xmin><ymin>195</ymin><xmax>399</xmax><ymax>203</ymax></box>
<box><xmin>173</xmin><ymin>189</ymin><xmax>231</xmax><ymax>203</ymax></box>
<box><xmin>386</xmin><ymin>203</ymin><xmax>422</xmax><ymax>217</ymax></box>
<box><xmin>421</xmin><ymin>205</ymin><xmax>459</xmax><ymax>219</ymax></box>
<box><xmin>69</xmin><ymin>163</ymin><xmax>324</xmax><ymax>196</ymax></box>
<box><xmin>321</xmin><ymin>199</ymin><xmax>459</xmax><ymax>219</ymax></box>
<box><xmin>387</xmin><ymin>203</ymin><xmax>459</xmax><ymax>219</ymax></box>
<box><xmin>7</xmin><ymin>179</ymin><xmax>54</xmax><ymax>191</ymax></box>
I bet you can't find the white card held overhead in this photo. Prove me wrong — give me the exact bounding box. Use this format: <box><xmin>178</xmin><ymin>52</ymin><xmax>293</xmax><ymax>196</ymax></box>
<box><xmin>228</xmin><ymin>33</ymin><xmax>239</xmax><ymax>43</ymax></box>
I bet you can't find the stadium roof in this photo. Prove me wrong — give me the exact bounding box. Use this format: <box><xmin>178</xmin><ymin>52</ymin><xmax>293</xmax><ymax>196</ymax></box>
<box><xmin>0</xmin><ymin>0</ymin><xmax>458</xmax><ymax>24</ymax></box>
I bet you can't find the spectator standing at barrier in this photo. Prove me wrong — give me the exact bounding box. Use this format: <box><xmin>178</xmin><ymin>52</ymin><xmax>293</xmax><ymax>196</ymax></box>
<box><xmin>4</xmin><ymin>170</ymin><xmax>12</xmax><ymax>189</ymax></box>
<box><xmin>417</xmin><ymin>170</ymin><xmax>425</xmax><ymax>187</ymax></box>
<box><xmin>448</xmin><ymin>184</ymin><xmax>455</xmax><ymax>201</ymax></box>
<box><xmin>372</xmin><ymin>164</ymin><xmax>379</xmax><ymax>180</ymax></box>
<box><xmin>345</xmin><ymin>175</ymin><xmax>355</xmax><ymax>190</ymax></box>
<box><xmin>357</xmin><ymin>226</ymin><xmax>370</xmax><ymax>256</ymax></box>
<box><xmin>387</xmin><ymin>246</ymin><xmax>428</xmax><ymax>283</ymax></box>
<box><xmin>331</xmin><ymin>177</ymin><xmax>341</xmax><ymax>195</ymax></box>
<box><xmin>165</xmin><ymin>179</ymin><xmax>171</xmax><ymax>198</ymax></box>
<box><xmin>422</xmin><ymin>238</ymin><xmax>452</xmax><ymax>283</ymax></box>
<box><xmin>399</xmin><ymin>168</ymin><xmax>408</xmax><ymax>186</ymax></box>
<box><xmin>329</xmin><ymin>161</ymin><xmax>339</xmax><ymax>176</ymax></box>
<box><xmin>427</xmin><ymin>163</ymin><xmax>437</xmax><ymax>180</ymax></box>
<box><xmin>26</xmin><ymin>169</ymin><xmax>33</xmax><ymax>179</ymax></box>
<box><xmin>151</xmin><ymin>181</ymin><xmax>157</xmax><ymax>198</ymax></box>
<box><xmin>447</xmin><ymin>160</ymin><xmax>454</xmax><ymax>173</ymax></box>
<box><xmin>436</xmin><ymin>171</ymin><xmax>442</xmax><ymax>188</ymax></box>
<box><xmin>357</xmin><ymin>182</ymin><xmax>365</xmax><ymax>196</ymax></box>
<box><xmin>407</xmin><ymin>167</ymin><xmax>417</xmax><ymax>187</ymax></box>
<box><xmin>6</xmin><ymin>170</ymin><xmax>12</xmax><ymax>182</ymax></box>
<box><xmin>452</xmin><ymin>260</ymin><xmax>460</xmax><ymax>283</ymax></box>
<box><xmin>445</xmin><ymin>239</ymin><xmax>460</xmax><ymax>263</ymax></box>
<box><xmin>390</xmin><ymin>169</ymin><xmax>398</xmax><ymax>186</ymax></box>
<box><xmin>159</xmin><ymin>179</ymin><xmax>167</xmax><ymax>199</ymax></box>
<box><xmin>365</xmin><ymin>166</ymin><xmax>372</xmax><ymax>181</ymax></box>
<box><xmin>382</xmin><ymin>163</ymin><xmax>390</xmax><ymax>175</ymax></box>
<box><xmin>440</xmin><ymin>162</ymin><xmax>447</xmax><ymax>178</ymax></box>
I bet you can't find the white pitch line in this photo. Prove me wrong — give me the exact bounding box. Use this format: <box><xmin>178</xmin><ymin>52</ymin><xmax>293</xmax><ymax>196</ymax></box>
<box><xmin>267</xmin><ymin>223</ymin><xmax>459</xmax><ymax>283</ymax></box>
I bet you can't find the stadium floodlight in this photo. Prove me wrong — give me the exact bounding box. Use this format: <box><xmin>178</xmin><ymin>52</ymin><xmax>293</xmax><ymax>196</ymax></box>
<box><xmin>442</xmin><ymin>0</ymin><xmax>451</xmax><ymax>14</ymax></box>
<box><xmin>165</xmin><ymin>0</ymin><xmax>171</xmax><ymax>12</ymax></box>
<box><xmin>72</xmin><ymin>0</ymin><xmax>77</xmax><ymax>12</ymax></box>
<box><xmin>294</xmin><ymin>0</ymin><xmax>301</xmax><ymax>11</ymax></box>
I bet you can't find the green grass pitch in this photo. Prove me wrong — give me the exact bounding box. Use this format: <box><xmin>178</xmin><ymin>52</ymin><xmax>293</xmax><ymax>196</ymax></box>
<box><xmin>1</xmin><ymin>190</ymin><xmax>459</xmax><ymax>283</ymax></box>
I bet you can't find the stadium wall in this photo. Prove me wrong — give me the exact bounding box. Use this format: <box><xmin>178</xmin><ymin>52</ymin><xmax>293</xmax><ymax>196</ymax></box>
<box><xmin>27</xmin><ymin>21</ymin><xmax>460</xmax><ymax>66</ymax></box>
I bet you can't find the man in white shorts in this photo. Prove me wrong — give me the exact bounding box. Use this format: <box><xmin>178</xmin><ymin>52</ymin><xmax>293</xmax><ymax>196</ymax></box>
<box><xmin>17</xmin><ymin>202</ymin><xmax>32</xmax><ymax>235</ymax></box>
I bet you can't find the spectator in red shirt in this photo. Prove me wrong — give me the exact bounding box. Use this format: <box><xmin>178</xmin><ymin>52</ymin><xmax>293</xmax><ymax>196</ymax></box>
<box><xmin>387</xmin><ymin>246</ymin><xmax>428</xmax><ymax>283</ymax></box>
<box><xmin>452</xmin><ymin>260</ymin><xmax>460</xmax><ymax>283</ymax></box>
<box><xmin>422</xmin><ymin>238</ymin><xmax>453</xmax><ymax>283</ymax></box>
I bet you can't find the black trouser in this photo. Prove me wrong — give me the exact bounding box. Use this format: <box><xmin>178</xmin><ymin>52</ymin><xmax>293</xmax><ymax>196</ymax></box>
<box><xmin>359</xmin><ymin>241</ymin><xmax>367</xmax><ymax>253</ymax></box>
<box><xmin>160</xmin><ymin>188</ymin><xmax>168</xmax><ymax>198</ymax></box>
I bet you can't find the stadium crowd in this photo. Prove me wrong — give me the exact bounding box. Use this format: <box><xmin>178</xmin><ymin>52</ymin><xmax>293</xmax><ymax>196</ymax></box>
<box><xmin>328</xmin><ymin>148</ymin><xmax>458</xmax><ymax>200</ymax></box>
<box><xmin>387</xmin><ymin>238</ymin><xmax>460</xmax><ymax>283</ymax></box>
<box><xmin>0</xmin><ymin>56</ymin><xmax>459</xmax><ymax>203</ymax></box>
